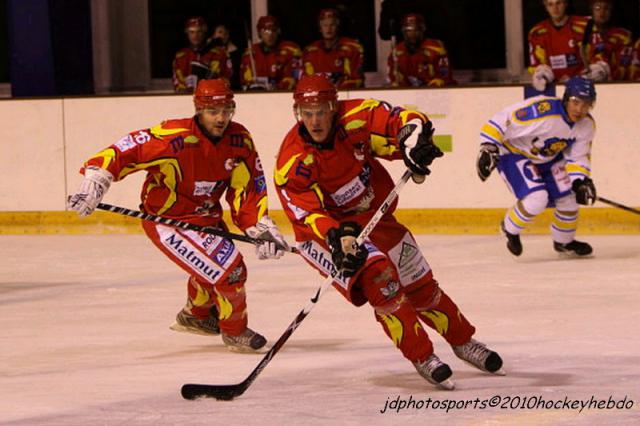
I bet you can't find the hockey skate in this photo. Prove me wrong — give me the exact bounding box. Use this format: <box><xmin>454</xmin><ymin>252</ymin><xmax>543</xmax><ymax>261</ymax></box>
<box><xmin>501</xmin><ymin>221</ymin><xmax>523</xmax><ymax>256</ymax></box>
<box><xmin>553</xmin><ymin>240</ymin><xmax>593</xmax><ymax>256</ymax></box>
<box><xmin>413</xmin><ymin>354</ymin><xmax>455</xmax><ymax>390</ymax></box>
<box><xmin>452</xmin><ymin>338</ymin><xmax>505</xmax><ymax>375</ymax></box>
<box><xmin>222</xmin><ymin>328</ymin><xmax>267</xmax><ymax>353</ymax></box>
<box><xmin>170</xmin><ymin>305</ymin><xmax>220</xmax><ymax>336</ymax></box>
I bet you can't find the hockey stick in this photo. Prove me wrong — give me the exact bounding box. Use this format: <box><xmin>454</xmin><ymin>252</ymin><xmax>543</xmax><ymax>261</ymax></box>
<box><xmin>96</xmin><ymin>203</ymin><xmax>297</xmax><ymax>253</ymax></box>
<box><xmin>181</xmin><ymin>169</ymin><xmax>414</xmax><ymax>400</ymax></box>
<box><xmin>596</xmin><ymin>196</ymin><xmax>640</xmax><ymax>215</ymax></box>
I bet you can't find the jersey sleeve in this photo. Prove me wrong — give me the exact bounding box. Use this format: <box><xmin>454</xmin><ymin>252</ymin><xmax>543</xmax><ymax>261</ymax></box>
<box><xmin>563</xmin><ymin>118</ymin><xmax>595</xmax><ymax>181</ymax></box>
<box><xmin>338</xmin><ymin>40</ymin><xmax>364</xmax><ymax>89</ymax></box>
<box><xmin>527</xmin><ymin>24</ymin><xmax>548</xmax><ymax>73</ymax></box>
<box><xmin>225</xmin><ymin>132</ymin><xmax>269</xmax><ymax>231</ymax></box>
<box><xmin>83</xmin><ymin>125</ymin><xmax>179</xmax><ymax>182</ymax></box>
<box><xmin>172</xmin><ymin>51</ymin><xmax>189</xmax><ymax>92</ymax></box>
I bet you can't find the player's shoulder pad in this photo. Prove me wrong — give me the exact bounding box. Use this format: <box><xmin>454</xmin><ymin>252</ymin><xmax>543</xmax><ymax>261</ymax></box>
<box><xmin>608</xmin><ymin>27</ymin><xmax>633</xmax><ymax>44</ymax></box>
<box><xmin>274</xmin><ymin>127</ymin><xmax>314</xmax><ymax>186</ymax></box>
<box><xmin>175</xmin><ymin>49</ymin><xmax>188</xmax><ymax>59</ymax></box>
<box><xmin>571</xmin><ymin>15</ymin><xmax>590</xmax><ymax>34</ymax></box>
<box><xmin>304</xmin><ymin>41</ymin><xmax>321</xmax><ymax>52</ymax></box>
<box><xmin>280</xmin><ymin>40</ymin><xmax>302</xmax><ymax>54</ymax></box>
<box><xmin>529</xmin><ymin>22</ymin><xmax>548</xmax><ymax>37</ymax></box>
<box><xmin>423</xmin><ymin>38</ymin><xmax>447</xmax><ymax>54</ymax></box>
<box><xmin>146</xmin><ymin>119</ymin><xmax>194</xmax><ymax>144</ymax></box>
<box><xmin>340</xmin><ymin>37</ymin><xmax>364</xmax><ymax>52</ymax></box>
<box><xmin>512</xmin><ymin>97</ymin><xmax>564</xmax><ymax>123</ymax></box>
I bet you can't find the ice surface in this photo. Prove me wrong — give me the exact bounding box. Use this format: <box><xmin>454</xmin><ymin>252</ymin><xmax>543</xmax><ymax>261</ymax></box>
<box><xmin>1</xmin><ymin>234</ymin><xmax>639</xmax><ymax>425</ymax></box>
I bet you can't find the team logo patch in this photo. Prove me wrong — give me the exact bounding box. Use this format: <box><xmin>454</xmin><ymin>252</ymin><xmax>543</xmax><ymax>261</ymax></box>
<box><xmin>194</xmin><ymin>181</ymin><xmax>219</xmax><ymax>197</ymax></box>
<box><xmin>380</xmin><ymin>280</ymin><xmax>400</xmax><ymax>299</ymax></box>
<box><xmin>114</xmin><ymin>134</ymin><xmax>136</xmax><ymax>152</ymax></box>
<box><xmin>254</xmin><ymin>175</ymin><xmax>267</xmax><ymax>193</ymax></box>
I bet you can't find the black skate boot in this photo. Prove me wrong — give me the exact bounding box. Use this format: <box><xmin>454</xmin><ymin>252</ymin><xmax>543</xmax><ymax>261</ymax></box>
<box><xmin>222</xmin><ymin>328</ymin><xmax>267</xmax><ymax>353</ymax></box>
<box><xmin>170</xmin><ymin>305</ymin><xmax>220</xmax><ymax>336</ymax></box>
<box><xmin>412</xmin><ymin>354</ymin><xmax>455</xmax><ymax>390</ymax></box>
<box><xmin>501</xmin><ymin>221</ymin><xmax>523</xmax><ymax>256</ymax></box>
<box><xmin>453</xmin><ymin>338</ymin><xmax>505</xmax><ymax>375</ymax></box>
<box><xmin>553</xmin><ymin>240</ymin><xmax>593</xmax><ymax>256</ymax></box>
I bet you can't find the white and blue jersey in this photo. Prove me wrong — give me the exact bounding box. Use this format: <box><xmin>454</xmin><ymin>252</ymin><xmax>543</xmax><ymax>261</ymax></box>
<box><xmin>480</xmin><ymin>96</ymin><xmax>595</xmax><ymax>201</ymax></box>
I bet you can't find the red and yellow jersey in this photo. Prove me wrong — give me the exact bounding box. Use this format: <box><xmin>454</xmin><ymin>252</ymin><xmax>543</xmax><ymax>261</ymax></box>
<box><xmin>83</xmin><ymin>118</ymin><xmax>268</xmax><ymax>230</ymax></box>
<box><xmin>631</xmin><ymin>38</ymin><xmax>640</xmax><ymax>81</ymax></box>
<box><xmin>587</xmin><ymin>25</ymin><xmax>633</xmax><ymax>80</ymax></box>
<box><xmin>274</xmin><ymin>99</ymin><xmax>428</xmax><ymax>243</ymax></box>
<box><xmin>302</xmin><ymin>37</ymin><xmax>364</xmax><ymax>89</ymax></box>
<box><xmin>528</xmin><ymin>16</ymin><xmax>594</xmax><ymax>81</ymax></box>
<box><xmin>172</xmin><ymin>46</ymin><xmax>232</xmax><ymax>92</ymax></box>
<box><xmin>240</xmin><ymin>40</ymin><xmax>302</xmax><ymax>90</ymax></box>
<box><xmin>387</xmin><ymin>38</ymin><xmax>455</xmax><ymax>87</ymax></box>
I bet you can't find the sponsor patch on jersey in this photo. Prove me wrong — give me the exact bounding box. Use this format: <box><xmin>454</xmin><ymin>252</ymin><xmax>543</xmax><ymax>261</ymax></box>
<box><xmin>213</xmin><ymin>239</ymin><xmax>235</xmax><ymax>266</ymax></box>
<box><xmin>254</xmin><ymin>175</ymin><xmax>266</xmax><ymax>193</ymax></box>
<box><xmin>549</xmin><ymin>54</ymin><xmax>568</xmax><ymax>69</ymax></box>
<box><xmin>194</xmin><ymin>181</ymin><xmax>220</xmax><ymax>197</ymax></box>
<box><xmin>329</xmin><ymin>164</ymin><xmax>371</xmax><ymax>207</ymax></box>
<box><xmin>114</xmin><ymin>134</ymin><xmax>137</xmax><ymax>152</ymax></box>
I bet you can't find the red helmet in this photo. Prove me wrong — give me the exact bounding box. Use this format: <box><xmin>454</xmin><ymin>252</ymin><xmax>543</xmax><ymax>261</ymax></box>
<box><xmin>293</xmin><ymin>74</ymin><xmax>338</xmax><ymax>108</ymax></box>
<box><xmin>318</xmin><ymin>8</ymin><xmax>340</xmax><ymax>23</ymax></box>
<box><xmin>257</xmin><ymin>15</ymin><xmax>280</xmax><ymax>32</ymax></box>
<box><xmin>401</xmin><ymin>13</ymin><xmax>426</xmax><ymax>32</ymax></box>
<box><xmin>185</xmin><ymin>16</ymin><xmax>207</xmax><ymax>32</ymax></box>
<box><xmin>194</xmin><ymin>79</ymin><xmax>235</xmax><ymax>110</ymax></box>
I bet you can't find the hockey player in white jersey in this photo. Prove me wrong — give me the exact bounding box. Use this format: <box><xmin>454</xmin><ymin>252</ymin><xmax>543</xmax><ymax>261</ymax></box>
<box><xmin>477</xmin><ymin>76</ymin><xmax>597</xmax><ymax>256</ymax></box>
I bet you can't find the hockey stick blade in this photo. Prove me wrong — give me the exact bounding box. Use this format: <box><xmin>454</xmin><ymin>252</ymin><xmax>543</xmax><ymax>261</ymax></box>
<box><xmin>181</xmin><ymin>383</ymin><xmax>244</xmax><ymax>401</ymax></box>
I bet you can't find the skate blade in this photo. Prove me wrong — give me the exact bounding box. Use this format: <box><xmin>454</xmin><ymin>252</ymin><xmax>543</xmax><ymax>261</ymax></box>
<box><xmin>436</xmin><ymin>378</ymin><xmax>455</xmax><ymax>391</ymax></box>
<box><xmin>169</xmin><ymin>322</ymin><xmax>220</xmax><ymax>336</ymax></box>
<box><xmin>555</xmin><ymin>251</ymin><xmax>593</xmax><ymax>259</ymax></box>
<box><xmin>224</xmin><ymin>343</ymin><xmax>270</xmax><ymax>354</ymax></box>
<box><xmin>492</xmin><ymin>368</ymin><xmax>507</xmax><ymax>376</ymax></box>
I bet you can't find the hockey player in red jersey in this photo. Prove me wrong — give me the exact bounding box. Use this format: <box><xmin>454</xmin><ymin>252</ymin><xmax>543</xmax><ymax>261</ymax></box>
<box><xmin>528</xmin><ymin>0</ymin><xmax>608</xmax><ymax>91</ymax></box>
<box><xmin>172</xmin><ymin>17</ymin><xmax>232</xmax><ymax>93</ymax></box>
<box><xmin>274</xmin><ymin>74</ymin><xmax>503</xmax><ymax>389</ymax></box>
<box><xmin>585</xmin><ymin>0</ymin><xmax>633</xmax><ymax>81</ymax></box>
<box><xmin>240</xmin><ymin>15</ymin><xmax>302</xmax><ymax>91</ymax></box>
<box><xmin>387</xmin><ymin>13</ymin><xmax>455</xmax><ymax>87</ymax></box>
<box><xmin>68</xmin><ymin>79</ymin><xmax>289</xmax><ymax>353</ymax></box>
<box><xmin>302</xmin><ymin>8</ymin><xmax>365</xmax><ymax>89</ymax></box>
<box><xmin>631</xmin><ymin>38</ymin><xmax>640</xmax><ymax>81</ymax></box>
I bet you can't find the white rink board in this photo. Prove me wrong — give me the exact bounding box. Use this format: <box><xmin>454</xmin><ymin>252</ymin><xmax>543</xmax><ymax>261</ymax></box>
<box><xmin>1</xmin><ymin>84</ymin><xmax>639</xmax><ymax>211</ymax></box>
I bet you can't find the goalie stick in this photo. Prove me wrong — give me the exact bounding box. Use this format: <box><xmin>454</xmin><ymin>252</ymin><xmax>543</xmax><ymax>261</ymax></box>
<box><xmin>96</xmin><ymin>203</ymin><xmax>296</xmax><ymax>253</ymax></box>
<box><xmin>181</xmin><ymin>169</ymin><xmax>415</xmax><ymax>400</ymax></box>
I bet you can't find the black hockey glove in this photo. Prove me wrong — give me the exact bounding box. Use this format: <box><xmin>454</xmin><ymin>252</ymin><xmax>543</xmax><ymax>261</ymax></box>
<box><xmin>326</xmin><ymin>222</ymin><xmax>368</xmax><ymax>278</ymax></box>
<box><xmin>398</xmin><ymin>119</ymin><xmax>443</xmax><ymax>180</ymax></box>
<box><xmin>476</xmin><ymin>143</ymin><xmax>500</xmax><ymax>181</ymax></box>
<box><xmin>572</xmin><ymin>177</ymin><xmax>596</xmax><ymax>205</ymax></box>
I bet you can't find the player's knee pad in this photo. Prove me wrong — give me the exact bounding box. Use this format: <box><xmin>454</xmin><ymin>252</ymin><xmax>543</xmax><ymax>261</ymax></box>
<box><xmin>405</xmin><ymin>278</ymin><xmax>442</xmax><ymax>311</ymax></box>
<box><xmin>554</xmin><ymin>193</ymin><xmax>578</xmax><ymax>213</ymax></box>
<box><xmin>520</xmin><ymin>190</ymin><xmax>549</xmax><ymax>216</ymax></box>
<box><xmin>358</xmin><ymin>259</ymin><xmax>403</xmax><ymax>308</ymax></box>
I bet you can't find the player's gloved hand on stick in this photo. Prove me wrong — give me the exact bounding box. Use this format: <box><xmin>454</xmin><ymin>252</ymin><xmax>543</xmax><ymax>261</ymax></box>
<box><xmin>532</xmin><ymin>64</ymin><xmax>554</xmax><ymax>91</ymax></box>
<box><xmin>245</xmin><ymin>216</ymin><xmax>290</xmax><ymax>260</ymax></box>
<box><xmin>398</xmin><ymin>118</ymin><xmax>443</xmax><ymax>183</ymax></box>
<box><xmin>476</xmin><ymin>143</ymin><xmax>500</xmax><ymax>181</ymax></box>
<box><xmin>572</xmin><ymin>177</ymin><xmax>597</xmax><ymax>205</ymax></box>
<box><xmin>326</xmin><ymin>221</ymin><xmax>368</xmax><ymax>278</ymax></box>
<box><xmin>67</xmin><ymin>166</ymin><xmax>113</xmax><ymax>217</ymax></box>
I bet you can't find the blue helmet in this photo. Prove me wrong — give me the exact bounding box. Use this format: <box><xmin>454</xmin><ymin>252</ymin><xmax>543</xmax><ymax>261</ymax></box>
<box><xmin>563</xmin><ymin>76</ymin><xmax>596</xmax><ymax>104</ymax></box>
